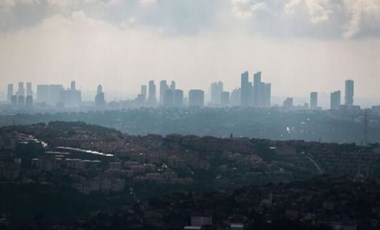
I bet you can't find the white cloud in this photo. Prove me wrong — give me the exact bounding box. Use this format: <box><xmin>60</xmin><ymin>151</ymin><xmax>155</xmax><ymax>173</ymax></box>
<box><xmin>231</xmin><ymin>0</ymin><xmax>268</xmax><ymax>20</ymax></box>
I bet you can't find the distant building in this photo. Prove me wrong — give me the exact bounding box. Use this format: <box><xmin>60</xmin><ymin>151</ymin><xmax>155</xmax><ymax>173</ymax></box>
<box><xmin>221</xmin><ymin>91</ymin><xmax>230</xmax><ymax>106</ymax></box>
<box><xmin>7</xmin><ymin>84</ymin><xmax>13</xmax><ymax>103</ymax></box>
<box><xmin>60</xmin><ymin>81</ymin><xmax>82</xmax><ymax>107</ymax></box>
<box><xmin>174</xmin><ymin>89</ymin><xmax>184</xmax><ymax>107</ymax></box>
<box><xmin>95</xmin><ymin>85</ymin><xmax>106</xmax><ymax>108</ymax></box>
<box><xmin>163</xmin><ymin>89</ymin><xmax>174</xmax><ymax>107</ymax></box>
<box><xmin>283</xmin><ymin>97</ymin><xmax>294</xmax><ymax>108</ymax></box>
<box><xmin>170</xmin><ymin>81</ymin><xmax>176</xmax><ymax>91</ymax></box>
<box><xmin>160</xmin><ymin>80</ymin><xmax>168</xmax><ymax>105</ymax></box>
<box><xmin>17</xmin><ymin>95</ymin><xmax>25</xmax><ymax>107</ymax></box>
<box><xmin>263</xmin><ymin>83</ymin><xmax>271</xmax><ymax>108</ymax></box>
<box><xmin>141</xmin><ymin>85</ymin><xmax>147</xmax><ymax>103</ymax></box>
<box><xmin>330</xmin><ymin>90</ymin><xmax>341</xmax><ymax>110</ymax></box>
<box><xmin>231</xmin><ymin>88</ymin><xmax>241</xmax><ymax>106</ymax></box>
<box><xmin>310</xmin><ymin>92</ymin><xmax>318</xmax><ymax>109</ymax></box>
<box><xmin>189</xmin><ymin>90</ymin><xmax>204</xmax><ymax>107</ymax></box>
<box><xmin>253</xmin><ymin>71</ymin><xmax>262</xmax><ymax>107</ymax></box>
<box><xmin>26</xmin><ymin>95</ymin><xmax>33</xmax><ymax>108</ymax></box>
<box><xmin>148</xmin><ymin>80</ymin><xmax>157</xmax><ymax>106</ymax></box>
<box><xmin>37</xmin><ymin>84</ymin><xmax>64</xmax><ymax>106</ymax></box>
<box><xmin>10</xmin><ymin>95</ymin><xmax>17</xmax><ymax>106</ymax></box>
<box><xmin>345</xmin><ymin>80</ymin><xmax>354</xmax><ymax>106</ymax></box>
<box><xmin>17</xmin><ymin>82</ymin><xmax>25</xmax><ymax>97</ymax></box>
<box><xmin>26</xmin><ymin>82</ymin><xmax>33</xmax><ymax>97</ymax></box>
<box><xmin>210</xmin><ymin>81</ymin><xmax>223</xmax><ymax>106</ymax></box>
<box><xmin>240</xmin><ymin>71</ymin><xmax>251</xmax><ymax>107</ymax></box>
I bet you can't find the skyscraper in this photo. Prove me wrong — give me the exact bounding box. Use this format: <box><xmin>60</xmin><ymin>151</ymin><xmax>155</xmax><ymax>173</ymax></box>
<box><xmin>253</xmin><ymin>72</ymin><xmax>262</xmax><ymax>107</ymax></box>
<box><xmin>189</xmin><ymin>89</ymin><xmax>204</xmax><ymax>107</ymax></box>
<box><xmin>345</xmin><ymin>80</ymin><xmax>354</xmax><ymax>106</ymax></box>
<box><xmin>170</xmin><ymin>81</ymin><xmax>176</xmax><ymax>91</ymax></box>
<box><xmin>148</xmin><ymin>80</ymin><xmax>157</xmax><ymax>106</ymax></box>
<box><xmin>310</xmin><ymin>92</ymin><xmax>318</xmax><ymax>109</ymax></box>
<box><xmin>95</xmin><ymin>85</ymin><xmax>106</xmax><ymax>108</ymax></box>
<box><xmin>17</xmin><ymin>82</ymin><xmax>25</xmax><ymax>97</ymax></box>
<box><xmin>211</xmin><ymin>81</ymin><xmax>223</xmax><ymax>106</ymax></box>
<box><xmin>240</xmin><ymin>71</ymin><xmax>251</xmax><ymax>107</ymax></box>
<box><xmin>174</xmin><ymin>89</ymin><xmax>184</xmax><ymax>107</ymax></box>
<box><xmin>283</xmin><ymin>97</ymin><xmax>294</xmax><ymax>108</ymax></box>
<box><xmin>7</xmin><ymin>84</ymin><xmax>13</xmax><ymax>103</ymax></box>
<box><xmin>163</xmin><ymin>89</ymin><xmax>174</xmax><ymax>107</ymax></box>
<box><xmin>263</xmin><ymin>83</ymin><xmax>271</xmax><ymax>108</ymax></box>
<box><xmin>221</xmin><ymin>91</ymin><xmax>230</xmax><ymax>106</ymax></box>
<box><xmin>330</xmin><ymin>91</ymin><xmax>341</xmax><ymax>110</ymax></box>
<box><xmin>26</xmin><ymin>82</ymin><xmax>33</xmax><ymax>97</ymax></box>
<box><xmin>141</xmin><ymin>85</ymin><xmax>147</xmax><ymax>104</ymax></box>
<box><xmin>160</xmin><ymin>80</ymin><xmax>168</xmax><ymax>105</ymax></box>
<box><xmin>231</xmin><ymin>88</ymin><xmax>241</xmax><ymax>106</ymax></box>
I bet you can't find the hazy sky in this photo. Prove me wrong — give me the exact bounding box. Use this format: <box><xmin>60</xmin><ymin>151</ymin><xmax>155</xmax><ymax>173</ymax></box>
<box><xmin>0</xmin><ymin>0</ymin><xmax>379</xmax><ymax>105</ymax></box>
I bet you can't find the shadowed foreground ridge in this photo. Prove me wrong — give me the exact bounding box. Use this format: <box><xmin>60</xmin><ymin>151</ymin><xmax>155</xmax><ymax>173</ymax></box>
<box><xmin>0</xmin><ymin>122</ymin><xmax>380</xmax><ymax>229</ymax></box>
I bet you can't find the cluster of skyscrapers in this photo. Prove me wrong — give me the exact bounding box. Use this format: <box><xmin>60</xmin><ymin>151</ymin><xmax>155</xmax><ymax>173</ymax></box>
<box><xmin>329</xmin><ymin>80</ymin><xmax>355</xmax><ymax>110</ymax></box>
<box><xmin>4</xmin><ymin>73</ymin><xmax>357</xmax><ymax>111</ymax></box>
<box><xmin>240</xmin><ymin>71</ymin><xmax>271</xmax><ymax>108</ymax></box>
<box><xmin>6</xmin><ymin>81</ymin><xmax>82</xmax><ymax>108</ymax></box>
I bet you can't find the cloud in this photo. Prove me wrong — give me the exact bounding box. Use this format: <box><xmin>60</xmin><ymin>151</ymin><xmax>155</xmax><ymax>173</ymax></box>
<box><xmin>231</xmin><ymin>0</ymin><xmax>268</xmax><ymax>20</ymax></box>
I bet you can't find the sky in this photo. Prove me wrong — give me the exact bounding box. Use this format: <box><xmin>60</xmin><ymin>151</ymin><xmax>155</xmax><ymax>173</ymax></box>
<box><xmin>0</xmin><ymin>0</ymin><xmax>379</xmax><ymax>106</ymax></box>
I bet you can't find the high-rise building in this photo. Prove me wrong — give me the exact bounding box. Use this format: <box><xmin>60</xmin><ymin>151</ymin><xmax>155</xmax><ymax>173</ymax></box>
<box><xmin>141</xmin><ymin>85</ymin><xmax>147</xmax><ymax>104</ymax></box>
<box><xmin>26</xmin><ymin>95</ymin><xmax>33</xmax><ymax>108</ymax></box>
<box><xmin>170</xmin><ymin>81</ymin><xmax>176</xmax><ymax>91</ymax></box>
<box><xmin>7</xmin><ymin>84</ymin><xmax>13</xmax><ymax>103</ymax></box>
<box><xmin>240</xmin><ymin>71</ymin><xmax>251</xmax><ymax>107</ymax></box>
<box><xmin>95</xmin><ymin>85</ymin><xmax>106</xmax><ymax>108</ymax></box>
<box><xmin>263</xmin><ymin>83</ymin><xmax>271</xmax><ymax>108</ymax></box>
<box><xmin>17</xmin><ymin>82</ymin><xmax>25</xmax><ymax>97</ymax></box>
<box><xmin>148</xmin><ymin>80</ymin><xmax>157</xmax><ymax>106</ymax></box>
<box><xmin>231</xmin><ymin>88</ymin><xmax>241</xmax><ymax>106</ymax></box>
<box><xmin>330</xmin><ymin>90</ymin><xmax>341</xmax><ymax>110</ymax></box>
<box><xmin>345</xmin><ymin>80</ymin><xmax>354</xmax><ymax>106</ymax></box>
<box><xmin>174</xmin><ymin>89</ymin><xmax>184</xmax><ymax>107</ymax></box>
<box><xmin>210</xmin><ymin>81</ymin><xmax>223</xmax><ymax>106</ymax></box>
<box><xmin>71</xmin><ymin>81</ymin><xmax>76</xmax><ymax>91</ymax></box>
<box><xmin>163</xmin><ymin>89</ymin><xmax>174</xmax><ymax>107</ymax></box>
<box><xmin>189</xmin><ymin>89</ymin><xmax>204</xmax><ymax>107</ymax></box>
<box><xmin>26</xmin><ymin>82</ymin><xmax>33</xmax><ymax>97</ymax></box>
<box><xmin>253</xmin><ymin>72</ymin><xmax>262</xmax><ymax>107</ymax></box>
<box><xmin>310</xmin><ymin>92</ymin><xmax>318</xmax><ymax>109</ymax></box>
<box><xmin>160</xmin><ymin>80</ymin><xmax>168</xmax><ymax>105</ymax></box>
<box><xmin>221</xmin><ymin>91</ymin><xmax>230</xmax><ymax>106</ymax></box>
<box><xmin>283</xmin><ymin>97</ymin><xmax>294</xmax><ymax>108</ymax></box>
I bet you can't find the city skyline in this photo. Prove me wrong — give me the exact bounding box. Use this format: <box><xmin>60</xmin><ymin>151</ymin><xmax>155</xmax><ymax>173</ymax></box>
<box><xmin>0</xmin><ymin>1</ymin><xmax>379</xmax><ymax>105</ymax></box>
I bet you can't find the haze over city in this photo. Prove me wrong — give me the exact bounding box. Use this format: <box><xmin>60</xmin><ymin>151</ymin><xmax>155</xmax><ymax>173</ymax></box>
<box><xmin>0</xmin><ymin>0</ymin><xmax>379</xmax><ymax>106</ymax></box>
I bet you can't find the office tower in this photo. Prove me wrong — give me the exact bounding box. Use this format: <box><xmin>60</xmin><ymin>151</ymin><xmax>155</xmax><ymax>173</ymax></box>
<box><xmin>221</xmin><ymin>91</ymin><xmax>230</xmax><ymax>106</ymax></box>
<box><xmin>159</xmin><ymin>80</ymin><xmax>168</xmax><ymax>105</ymax></box>
<box><xmin>148</xmin><ymin>80</ymin><xmax>157</xmax><ymax>106</ymax></box>
<box><xmin>7</xmin><ymin>84</ymin><xmax>13</xmax><ymax>103</ymax></box>
<box><xmin>253</xmin><ymin>72</ymin><xmax>262</xmax><ymax>107</ymax></box>
<box><xmin>41</xmin><ymin>85</ymin><xmax>63</xmax><ymax>106</ymax></box>
<box><xmin>141</xmin><ymin>85</ymin><xmax>147</xmax><ymax>104</ymax></box>
<box><xmin>231</xmin><ymin>88</ymin><xmax>241</xmax><ymax>106</ymax></box>
<box><xmin>263</xmin><ymin>83</ymin><xmax>271</xmax><ymax>108</ymax></box>
<box><xmin>240</xmin><ymin>71</ymin><xmax>251</xmax><ymax>107</ymax></box>
<box><xmin>310</xmin><ymin>92</ymin><xmax>318</xmax><ymax>109</ymax></box>
<box><xmin>170</xmin><ymin>81</ymin><xmax>176</xmax><ymax>91</ymax></box>
<box><xmin>17</xmin><ymin>82</ymin><xmax>25</xmax><ymax>97</ymax></box>
<box><xmin>11</xmin><ymin>95</ymin><xmax>17</xmax><ymax>106</ymax></box>
<box><xmin>67</xmin><ymin>81</ymin><xmax>82</xmax><ymax>107</ymax></box>
<box><xmin>210</xmin><ymin>81</ymin><xmax>223</xmax><ymax>106</ymax></box>
<box><xmin>189</xmin><ymin>89</ymin><xmax>204</xmax><ymax>107</ymax></box>
<box><xmin>95</xmin><ymin>85</ymin><xmax>106</xmax><ymax>107</ymax></box>
<box><xmin>283</xmin><ymin>97</ymin><xmax>293</xmax><ymax>108</ymax></box>
<box><xmin>345</xmin><ymin>80</ymin><xmax>354</xmax><ymax>106</ymax></box>
<box><xmin>163</xmin><ymin>89</ymin><xmax>174</xmax><ymax>107</ymax></box>
<box><xmin>330</xmin><ymin>90</ymin><xmax>341</xmax><ymax>110</ymax></box>
<box><xmin>26</xmin><ymin>95</ymin><xmax>33</xmax><ymax>108</ymax></box>
<box><xmin>17</xmin><ymin>95</ymin><xmax>25</xmax><ymax>106</ymax></box>
<box><xmin>174</xmin><ymin>89</ymin><xmax>184</xmax><ymax>107</ymax></box>
<box><xmin>26</xmin><ymin>82</ymin><xmax>33</xmax><ymax>97</ymax></box>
